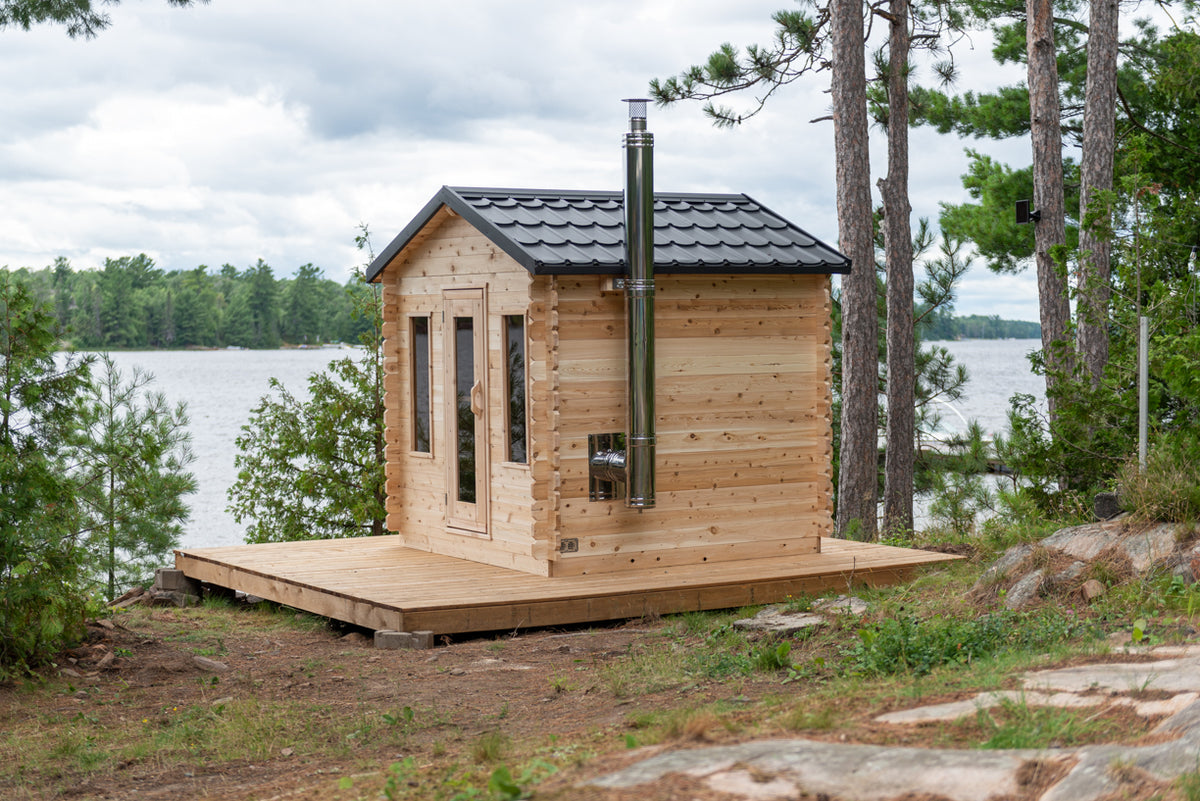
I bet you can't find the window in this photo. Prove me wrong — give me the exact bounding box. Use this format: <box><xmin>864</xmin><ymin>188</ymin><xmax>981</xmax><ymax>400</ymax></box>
<box><xmin>410</xmin><ymin>316</ymin><xmax>431</xmax><ymax>453</ymax></box>
<box><xmin>504</xmin><ymin>313</ymin><xmax>528</xmax><ymax>464</ymax></box>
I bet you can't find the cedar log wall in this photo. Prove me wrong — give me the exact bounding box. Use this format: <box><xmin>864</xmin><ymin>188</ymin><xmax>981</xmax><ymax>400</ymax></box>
<box><xmin>549</xmin><ymin>273</ymin><xmax>832</xmax><ymax>576</ymax></box>
<box><xmin>380</xmin><ymin>211</ymin><xmax>835</xmax><ymax>578</ymax></box>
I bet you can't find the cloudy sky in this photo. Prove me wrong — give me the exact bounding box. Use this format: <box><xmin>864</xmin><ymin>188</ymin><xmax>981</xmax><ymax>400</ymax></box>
<box><xmin>3</xmin><ymin>0</ymin><xmax>1044</xmax><ymax>319</ymax></box>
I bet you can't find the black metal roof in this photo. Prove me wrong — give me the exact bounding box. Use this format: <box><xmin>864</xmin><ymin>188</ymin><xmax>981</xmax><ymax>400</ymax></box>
<box><xmin>365</xmin><ymin>186</ymin><xmax>850</xmax><ymax>282</ymax></box>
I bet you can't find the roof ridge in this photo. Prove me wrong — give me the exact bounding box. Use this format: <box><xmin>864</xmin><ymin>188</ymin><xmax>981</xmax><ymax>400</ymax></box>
<box><xmin>366</xmin><ymin>186</ymin><xmax>849</xmax><ymax>282</ymax></box>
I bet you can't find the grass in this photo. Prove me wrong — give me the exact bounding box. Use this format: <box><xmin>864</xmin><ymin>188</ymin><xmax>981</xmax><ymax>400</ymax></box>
<box><xmin>7</xmin><ymin>520</ymin><xmax>1200</xmax><ymax>800</ymax></box>
<box><xmin>972</xmin><ymin>697</ymin><xmax>1128</xmax><ymax>749</ymax></box>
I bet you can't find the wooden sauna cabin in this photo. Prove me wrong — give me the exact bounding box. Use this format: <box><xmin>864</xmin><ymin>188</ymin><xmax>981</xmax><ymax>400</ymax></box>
<box><xmin>365</xmin><ymin>185</ymin><xmax>851</xmax><ymax>579</ymax></box>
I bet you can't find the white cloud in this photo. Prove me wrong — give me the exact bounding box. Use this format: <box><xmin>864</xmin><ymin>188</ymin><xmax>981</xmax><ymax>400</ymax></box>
<box><xmin>1</xmin><ymin>0</ymin><xmax>1052</xmax><ymax>318</ymax></box>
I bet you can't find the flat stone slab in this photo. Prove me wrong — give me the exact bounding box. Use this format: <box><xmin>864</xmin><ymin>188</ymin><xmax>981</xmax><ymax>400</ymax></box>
<box><xmin>588</xmin><ymin>645</ymin><xmax>1200</xmax><ymax>801</ymax></box>
<box><xmin>1024</xmin><ymin>655</ymin><xmax>1200</xmax><ymax>694</ymax></box>
<box><xmin>876</xmin><ymin>689</ymin><xmax>1199</xmax><ymax>725</ymax></box>
<box><xmin>813</xmin><ymin>595</ymin><xmax>869</xmax><ymax>616</ymax></box>
<box><xmin>590</xmin><ymin>739</ymin><xmax>1034</xmax><ymax>801</ymax></box>
<box><xmin>875</xmin><ymin>690</ymin><xmax>1103</xmax><ymax>724</ymax></box>
<box><xmin>732</xmin><ymin>608</ymin><xmax>824</xmax><ymax>634</ymax></box>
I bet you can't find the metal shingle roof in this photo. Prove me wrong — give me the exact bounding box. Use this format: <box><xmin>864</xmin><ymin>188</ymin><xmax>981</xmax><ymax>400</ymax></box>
<box><xmin>365</xmin><ymin>186</ymin><xmax>850</xmax><ymax>282</ymax></box>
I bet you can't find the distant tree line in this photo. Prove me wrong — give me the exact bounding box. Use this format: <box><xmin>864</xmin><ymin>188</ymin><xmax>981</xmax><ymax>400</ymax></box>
<box><xmin>921</xmin><ymin>311</ymin><xmax>1041</xmax><ymax>341</ymax></box>
<box><xmin>2</xmin><ymin>256</ymin><xmax>374</xmax><ymax>350</ymax></box>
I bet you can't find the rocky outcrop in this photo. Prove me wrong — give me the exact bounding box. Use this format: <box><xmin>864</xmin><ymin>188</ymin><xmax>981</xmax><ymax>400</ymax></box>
<box><xmin>974</xmin><ymin>518</ymin><xmax>1200</xmax><ymax>610</ymax></box>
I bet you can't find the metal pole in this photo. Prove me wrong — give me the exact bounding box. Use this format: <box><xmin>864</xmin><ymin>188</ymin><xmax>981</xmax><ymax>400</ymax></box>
<box><xmin>1138</xmin><ymin>314</ymin><xmax>1148</xmax><ymax>471</ymax></box>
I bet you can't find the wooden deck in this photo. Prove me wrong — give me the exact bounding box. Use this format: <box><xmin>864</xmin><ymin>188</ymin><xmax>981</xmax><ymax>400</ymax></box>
<box><xmin>175</xmin><ymin>537</ymin><xmax>959</xmax><ymax>636</ymax></box>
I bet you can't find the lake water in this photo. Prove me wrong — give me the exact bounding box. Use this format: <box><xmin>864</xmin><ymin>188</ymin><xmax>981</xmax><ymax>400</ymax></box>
<box><xmin>96</xmin><ymin>338</ymin><xmax>1045</xmax><ymax>548</ymax></box>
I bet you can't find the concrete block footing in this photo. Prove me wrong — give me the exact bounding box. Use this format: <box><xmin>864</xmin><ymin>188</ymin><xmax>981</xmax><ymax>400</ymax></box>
<box><xmin>154</xmin><ymin>568</ymin><xmax>201</xmax><ymax>595</ymax></box>
<box><xmin>374</xmin><ymin>630</ymin><xmax>435</xmax><ymax>650</ymax></box>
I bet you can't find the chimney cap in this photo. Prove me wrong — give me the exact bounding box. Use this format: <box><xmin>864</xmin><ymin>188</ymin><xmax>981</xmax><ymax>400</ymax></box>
<box><xmin>622</xmin><ymin>98</ymin><xmax>651</xmax><ymax>120</ymax></box>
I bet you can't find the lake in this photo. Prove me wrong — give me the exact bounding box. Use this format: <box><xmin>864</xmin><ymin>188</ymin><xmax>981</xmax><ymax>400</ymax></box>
<box><xmin>96</xmin><ymin>338</ymin><xmax>1045</xmax><ymax>548</ymax></box>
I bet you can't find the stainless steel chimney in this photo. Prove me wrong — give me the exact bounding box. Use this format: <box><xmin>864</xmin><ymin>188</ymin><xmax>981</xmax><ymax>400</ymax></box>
<box><xmin>622</xmin><ymin>99</ymin><xmax>656</xmax><ymax>508</ymax></box>
<box><xmin>587</xmin><ymin>99</ymin><xmax>657</xmax><ymax>509</ymax></box>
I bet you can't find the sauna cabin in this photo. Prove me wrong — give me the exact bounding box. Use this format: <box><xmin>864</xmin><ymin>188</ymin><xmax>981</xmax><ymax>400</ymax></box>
<box><xmin>365</xmin><ymin>182</ymin><xmax>850</xmax><ymax>578</ymax></box>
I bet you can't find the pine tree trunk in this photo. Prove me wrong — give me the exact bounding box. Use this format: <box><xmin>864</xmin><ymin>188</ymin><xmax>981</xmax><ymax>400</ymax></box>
<box><xmin>881</xmin><ymin>0</ymin><xmax>914</xmax><ymax>538</ymax></box>
<box><xmin>1077</xmin><ymin>0</ymin><xmax>1119</xmax><ymax>386</ymax></box>
<box><xmin>1027</xmin><ymin>0</ymin><xmax>1073</xmax><ymax>417</ymax></box>
<box><xmin>832</xmin><ymin>0</ymin><xmax>878</xmax><ymax>540</ymax></box>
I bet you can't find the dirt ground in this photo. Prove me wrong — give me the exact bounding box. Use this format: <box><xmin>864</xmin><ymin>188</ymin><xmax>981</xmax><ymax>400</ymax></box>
<box><xmin>0</xmin><ymin>599</ymin><xmax>1180</xmax><ymax>801</ymax></box>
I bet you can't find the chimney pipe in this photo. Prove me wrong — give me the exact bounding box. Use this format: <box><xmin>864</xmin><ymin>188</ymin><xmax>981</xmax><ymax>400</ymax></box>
<box><xmin>587</xmin><ymin>99</ymin><xmax>657</xmax><ymax>508</ymax></box>
<box><xmin>622</xmin><ymin>98</ymin><xmax>656</xmax><ymax>508</ymax></box>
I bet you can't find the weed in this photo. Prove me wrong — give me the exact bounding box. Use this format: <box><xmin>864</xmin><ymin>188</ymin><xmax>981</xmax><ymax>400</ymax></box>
<box><xmin>751</xmin><ymin>641</ymin><xmax>794</xmax><ymax>673</ymax></box>
<box><xmin>549</xmin><ymin>674</ymin><xmax>574</xmax><ymax>694</ymax></box>
<box><xmin>843</xmin><ymin>608</ymin><xmax>1097</xmax><ymax>677</ymax></box>
<box><xmin>779</xmin><ymin>704</ymin><xmax>838</xmax><ymax>731</ymax></box>
<box><xmin>1176</xmin><ymin>769</ymin><xmax>1200</xmax><ymax>801</ymax></box>
<box><xmin>382</xmin><ymin>757</ymin><xmax>416</xmax><ymax>801</ymax></box>
<box><xmin>472</xmin><ymin>731</ymin><xmax>509</xmax><ymax>763</ymax></box>
<box><xmin>1116</xmin><ymin>441</ymin><xmax>1200</xmax><ymax>523</ymax></box>
<box><xmin>973</xmin><ymin>697</ymin><xmax>1122</xmax><ymax>749</ymax></box>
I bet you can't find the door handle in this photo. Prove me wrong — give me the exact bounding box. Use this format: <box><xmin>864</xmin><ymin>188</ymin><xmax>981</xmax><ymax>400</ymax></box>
<box><xmin>470</xmin><ymin>381</ymin><xmax>484</xmax><ymax>417</ymax></box>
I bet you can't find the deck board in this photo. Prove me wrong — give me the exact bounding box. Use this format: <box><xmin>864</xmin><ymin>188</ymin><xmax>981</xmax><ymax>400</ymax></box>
<box><xmin>175</xmin><ymin>537</ymin><xmax>959</xmax><ymax>635</ymax></box>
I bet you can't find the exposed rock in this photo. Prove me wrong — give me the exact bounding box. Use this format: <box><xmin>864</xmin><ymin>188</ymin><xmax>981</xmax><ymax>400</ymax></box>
<box><xmin>1003</xmin><ymin>569</ymin><xmax>1044</xmax><ymax>611</ymax></box>
<box><xmin>974</xmin><ymin>544</ymin><xmax>1032</xmax><ymax>589</ymax></box>
<box><xmin>1042</xmin><ymin>521</ymin><xmax>1126</xmax><ymax>562</ymax></box>
<box><xmin>95</xmin><ymin>650</ymin><xmax>115</xmax><ymax>670</ymax></box>
<box><xmin>979</xmin><ymin>520</ymin><xmax>1200</xmax><ymax>611</ymax></box>
<box><xmin>1044</xmin><ymin>561</ymin><xmax>1087</xmax><ymax>593</ymax></box>
<box><xmin>733</xmin><ymin>607</ymin><xmax>824</xmax><ymax>635</ymax></box>
<box><xmin>590</xmin><ymin>645</ymin><xmax>1200</xmax><ymax>801</ymax></box>
<box><xmin>812</xmin><ymin>595</ymin><xmax>869</xmax><ymax>616</ymax></box>
<box><xmin>1122</xmin><ymin>523</ymin><xmax>1180</xmax><ymax>573</ymax></box>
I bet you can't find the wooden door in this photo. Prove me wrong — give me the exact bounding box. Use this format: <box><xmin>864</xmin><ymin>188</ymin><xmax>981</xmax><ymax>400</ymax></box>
<box><xmin>443</xmin><ymin>289</ymin><xmax>489</xmax><ymax>535</ymax></box>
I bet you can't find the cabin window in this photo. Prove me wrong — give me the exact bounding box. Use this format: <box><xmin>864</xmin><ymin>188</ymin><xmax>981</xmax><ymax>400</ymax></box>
<box><xmin>410</xmin><ymin>316</ymin><xmax>431</xmax><ymax>453</ymax></box>
<box><xmin>504</xmin><ymin>314</ymin><xmax>528</xmax><ymax>464</ymax></box>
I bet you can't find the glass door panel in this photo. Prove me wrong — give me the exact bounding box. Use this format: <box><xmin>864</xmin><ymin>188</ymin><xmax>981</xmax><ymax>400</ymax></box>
<box><xmin>443</xmin><ymin>290</ymin><xmax>488</xmax><ymax>534</ymax></box>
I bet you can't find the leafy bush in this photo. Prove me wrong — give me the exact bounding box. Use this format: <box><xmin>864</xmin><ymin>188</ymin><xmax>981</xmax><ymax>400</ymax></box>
<box><xmin>227</xmin><ymin>255</ymin><xmax>385</xmax><ymax>544</ymax></box>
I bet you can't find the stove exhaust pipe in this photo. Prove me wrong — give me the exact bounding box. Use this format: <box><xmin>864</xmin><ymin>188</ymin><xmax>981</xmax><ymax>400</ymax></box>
<box><xmin>622</xmin><ymin>98</ymin><xmax>656</xmax><ymax>509</ymax></box>
<box><xmin>588</xmin><ymin>99</ymin><xmax>656</xmax><ymax>509</ymax></box>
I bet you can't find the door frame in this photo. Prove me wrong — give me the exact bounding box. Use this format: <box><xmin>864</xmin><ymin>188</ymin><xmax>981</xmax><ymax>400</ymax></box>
<box><xmin>442</xmin><ymin>288</ymin><xmax>490</xmax><ymax>536</ymax></box>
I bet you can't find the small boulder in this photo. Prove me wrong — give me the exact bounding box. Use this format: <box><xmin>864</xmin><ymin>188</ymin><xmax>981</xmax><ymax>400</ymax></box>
<box><xmin>1081</xmin><ymin>579</ymin><xmax>1106</xmax><ymax>602</ymax></box>
<box><xmin>1094</xmin><ymin>492</ymin><xmax>1122</xmax><ymax>520</ymax></box>
<box><xmin>193</xmin><ymin>655</ymin><xmax>230</xmax><ymax>673</ymax></box>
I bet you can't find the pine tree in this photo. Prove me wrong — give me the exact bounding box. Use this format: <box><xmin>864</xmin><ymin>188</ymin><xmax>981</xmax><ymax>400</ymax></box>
<box><xmin>72</xmin><ymin>355</ymin><xmax>196</xmax><ymax>601</ymax></box>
